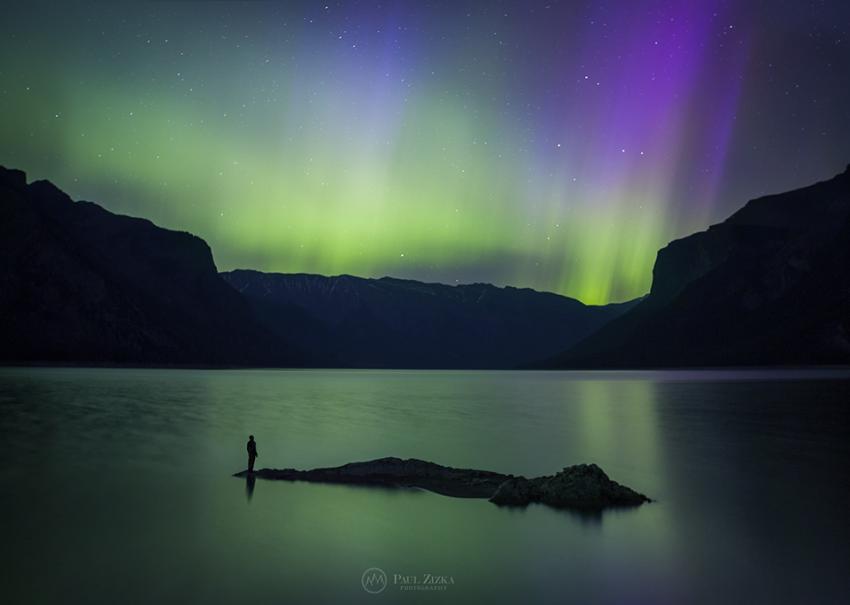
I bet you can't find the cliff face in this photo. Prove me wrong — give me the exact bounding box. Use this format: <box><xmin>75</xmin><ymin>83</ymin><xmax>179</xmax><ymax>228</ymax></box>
<box><xmin>650</xmin><ymin>165</ymin><xmax>850</xmax><ymax>306</ymax></box>
<box><xmin>0</xmin><ymin>166</ymin><xmax>300</xmax><ymax>366</ymax></box>
<box><xmin>547</xmin><ymin>165</ymin><xmax>850</xmax><ymax>367</ymax></box>
<box><xmin>222</xmin><ymin>270</ymin><xmax>637</xmax><ymax>369</ymax></box>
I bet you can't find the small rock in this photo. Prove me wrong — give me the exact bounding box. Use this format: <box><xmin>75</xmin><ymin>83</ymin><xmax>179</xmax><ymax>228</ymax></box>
<box><xmin>537</xmin><ymin>463</ymin><xmax>650</xmax><ymax>509</ymax></box>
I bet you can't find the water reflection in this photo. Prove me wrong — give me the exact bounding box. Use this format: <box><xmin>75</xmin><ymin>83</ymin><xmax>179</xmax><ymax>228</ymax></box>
<box><xmin>1</xmin><ymin>367</ymin><xmax>849</xmax><ymax>605</ymax></box>
<box><xmin>245</xmin><ymin>474</ymin><xmax>256</xmax><ymax>501</ymax></box>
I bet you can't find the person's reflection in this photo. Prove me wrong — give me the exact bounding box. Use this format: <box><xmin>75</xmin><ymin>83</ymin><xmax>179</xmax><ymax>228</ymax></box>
<box><xmin>245</xmin><ymin>474</ymin><xmax>256</xmax><ymax>501</ymax></box>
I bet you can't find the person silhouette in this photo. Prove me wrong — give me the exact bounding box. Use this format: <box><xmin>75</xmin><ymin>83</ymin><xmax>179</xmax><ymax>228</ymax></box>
<box><xmin>247</xmin><ymin>435</ymin><xmax>258</xmax><ymax>473</ymax></box>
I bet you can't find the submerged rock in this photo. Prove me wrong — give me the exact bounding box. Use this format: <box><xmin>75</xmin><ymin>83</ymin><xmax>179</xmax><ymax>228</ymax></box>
<box><xmin>234</xmin><ymin>457</ymin><xmax>650</xmax><ymax>512</ymax></box>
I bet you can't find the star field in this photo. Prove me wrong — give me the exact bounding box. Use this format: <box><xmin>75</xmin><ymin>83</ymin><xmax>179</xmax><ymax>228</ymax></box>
<box><xmin>1</xmin><ymin>0</ymin><xmax>849</xmax><ymax>303</ymax></box>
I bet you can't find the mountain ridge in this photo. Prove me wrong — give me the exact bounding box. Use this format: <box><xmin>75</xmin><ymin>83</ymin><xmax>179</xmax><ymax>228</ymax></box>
<box><xmin>6</xmin><ymin>161</ymin><xmax>848</xmax><ymax>369</ymax></box>
<box><xmin>222</xmin><ymin>268</ymin><xmax>636</xmax><ymax>369</ymax></box>
<box><xmin>1</xmin><ymin>164</ymin><xmax>633</xmax><ymax>368</ymax></box>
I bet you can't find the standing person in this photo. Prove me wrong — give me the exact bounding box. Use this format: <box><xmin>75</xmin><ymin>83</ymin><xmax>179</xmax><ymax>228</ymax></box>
<box><xmin>247</xmin><ymin>435</ymin><xmax>258</xmax><ymax>473</ymax></box>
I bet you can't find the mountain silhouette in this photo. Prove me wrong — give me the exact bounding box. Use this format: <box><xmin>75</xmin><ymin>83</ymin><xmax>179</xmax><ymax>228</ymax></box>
<box><xmin>222</xmin><ymin>270</ymin><xmax>636</xmax><ymax>369</ymax></box>
<box><xmin>9</xmin><ymin>160</ymin><xmax>846</xmax><ymax>370</ymax></box>
<box><xmin>544</xmin><ymin>164</ymin><xmax>850</xmax><ymax>367</ymax></box>
<box><xmin>0</xmin><ymin>166</ymin><xmax>302</xmax><ymax>366</ymax></box>
<box><xmin>1</xmin><ymin>165</ymin><xmax>634</xmax><ymax>368</ymax></box>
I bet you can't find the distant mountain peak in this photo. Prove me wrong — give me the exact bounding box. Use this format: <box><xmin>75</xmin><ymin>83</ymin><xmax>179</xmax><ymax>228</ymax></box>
<box><xmin>0</xmin><ymin>165</ymin><xmax>27</xmax><ymax>190</ymax></box>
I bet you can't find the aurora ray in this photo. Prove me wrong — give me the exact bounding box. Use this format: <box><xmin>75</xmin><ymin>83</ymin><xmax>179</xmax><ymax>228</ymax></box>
<box><xmin>1</xmin><ymin>0</ymin><xmax>848</xmax><ymax>303</ymax></box>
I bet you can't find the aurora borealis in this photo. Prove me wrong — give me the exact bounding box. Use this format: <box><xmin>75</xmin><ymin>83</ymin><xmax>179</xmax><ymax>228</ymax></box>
<box><xmin>1</xmin><ymin>2</ymin><xmax>849</xmax><ymax>303</ymax></box>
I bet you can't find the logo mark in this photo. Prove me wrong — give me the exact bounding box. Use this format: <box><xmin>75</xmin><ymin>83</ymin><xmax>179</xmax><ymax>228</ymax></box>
<box><xmin>361</xmin><ymin>567</ymin><xmax>387</xmax><ymax>594</ymax></box>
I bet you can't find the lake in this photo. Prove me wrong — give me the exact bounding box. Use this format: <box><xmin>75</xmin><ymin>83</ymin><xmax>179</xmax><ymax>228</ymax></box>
<box><xmin>1</xmin><ymin>368</ymin><xmax>849</xmax><ymax>604</ymax></box>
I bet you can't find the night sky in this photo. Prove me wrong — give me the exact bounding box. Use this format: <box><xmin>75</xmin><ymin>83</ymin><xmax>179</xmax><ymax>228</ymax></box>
<box><xmin>1</xmin><ymin>1</ymin><xmax>849</xmax><ymax>303</ymax></box>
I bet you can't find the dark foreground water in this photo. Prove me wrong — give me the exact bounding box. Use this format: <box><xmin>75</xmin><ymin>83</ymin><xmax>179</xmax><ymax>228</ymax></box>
<box><xmin>1</xmin><ymin>368</ymin><xmax>849</xmax><ymax>604</ymax></box>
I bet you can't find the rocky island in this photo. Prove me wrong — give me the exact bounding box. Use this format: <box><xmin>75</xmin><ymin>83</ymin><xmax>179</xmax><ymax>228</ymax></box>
<box><xmin>234</xmin><ymin>457</ymin><xmax>651</xmax><ymax>511</ymax></box>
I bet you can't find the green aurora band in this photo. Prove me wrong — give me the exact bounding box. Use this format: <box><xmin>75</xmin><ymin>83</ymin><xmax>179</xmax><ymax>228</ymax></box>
<box><xmin>2</xmin><ymin>2</ymin><xmax>849</xmax><ymax>303</ymax></box>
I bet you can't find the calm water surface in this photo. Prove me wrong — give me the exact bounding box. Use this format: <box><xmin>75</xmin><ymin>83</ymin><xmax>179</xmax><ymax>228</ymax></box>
<box><xmin>1</xmin><ymin>368</ymin><xmax>849</xmax><ymax>604</ymax></box>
